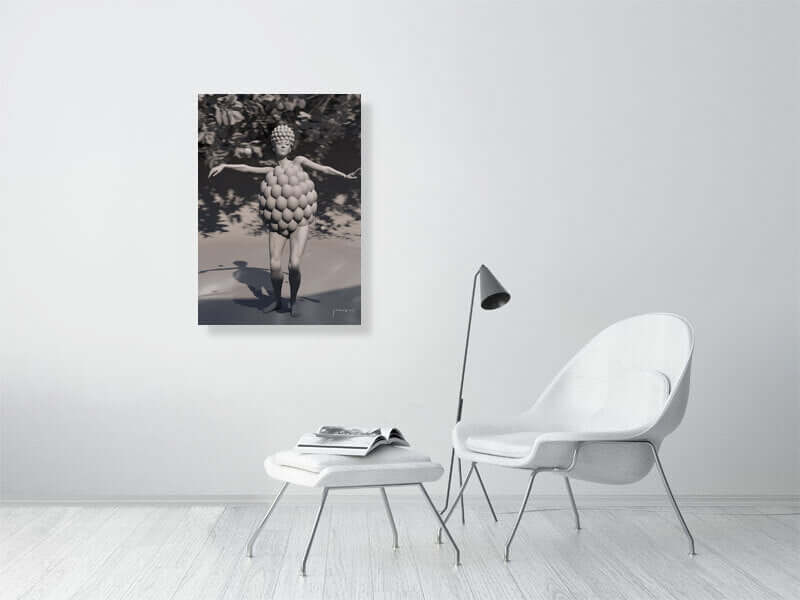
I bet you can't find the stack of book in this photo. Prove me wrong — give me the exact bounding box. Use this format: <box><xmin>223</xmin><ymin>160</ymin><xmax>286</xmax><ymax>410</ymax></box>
<box><xmin>295</xmin><ymin>425</ymin><xmax>409</xmax><ymax>457</ymax></box>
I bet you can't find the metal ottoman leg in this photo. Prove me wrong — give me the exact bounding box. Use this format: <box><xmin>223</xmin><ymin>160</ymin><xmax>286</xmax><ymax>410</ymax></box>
<box><xmin>380</xmin><ymin>487</ymin><xmax>399</xmax><ymax>549</ymax></box>
<box><xmin>300</xmin><ymin>487</ymin><xmax>330</xmax><ymax>576</ymax></box>
<box><xmin>246</xmin><ymin>482</ymin><xmax>289</xmax><ymax>557</ymax></box>
<box><xmin>419</xmin><ymin>483</ymin><xmax>461</xmax><ymax>567</ymax></box>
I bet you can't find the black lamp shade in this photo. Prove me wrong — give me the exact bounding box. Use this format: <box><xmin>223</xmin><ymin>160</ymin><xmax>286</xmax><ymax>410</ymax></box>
<box><xmin>478</xmin><ymin>265</ymin><xmax>510</xmax><ymax>310</ymax></box>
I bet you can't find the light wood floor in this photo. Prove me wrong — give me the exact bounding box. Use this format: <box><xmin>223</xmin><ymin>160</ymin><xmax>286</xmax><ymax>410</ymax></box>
<box><xmin>0</xmin><ymin>497</ymin><xmax>797</xmax><ymax>599</ymax></box>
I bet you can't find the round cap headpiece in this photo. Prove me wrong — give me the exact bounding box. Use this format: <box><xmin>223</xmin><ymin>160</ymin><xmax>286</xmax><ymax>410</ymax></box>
<box><xmin>270</xmin><ymin>124</ymin><xmax>295</xmax><ymax>147</ymax></box>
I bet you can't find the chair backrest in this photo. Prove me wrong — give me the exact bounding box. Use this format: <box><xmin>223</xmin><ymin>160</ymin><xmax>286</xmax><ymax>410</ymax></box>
<box><xmin>525</xmin><ymin>313</ymin><xmax>694</xmax><ymax>444</ymax></box>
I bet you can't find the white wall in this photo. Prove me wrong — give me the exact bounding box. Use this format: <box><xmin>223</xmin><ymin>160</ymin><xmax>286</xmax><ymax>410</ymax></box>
<box><xmin>0</xmin><ymin>0</ymin><xmax>797</xmax><ymax>500</ymax></box>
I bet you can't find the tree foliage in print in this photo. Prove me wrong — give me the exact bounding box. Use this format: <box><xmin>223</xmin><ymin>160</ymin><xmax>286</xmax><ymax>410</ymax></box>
<box><xmin>198</xmin><ymin>94</ymin><xmax>360</xmax><ymax>238</ymax></box>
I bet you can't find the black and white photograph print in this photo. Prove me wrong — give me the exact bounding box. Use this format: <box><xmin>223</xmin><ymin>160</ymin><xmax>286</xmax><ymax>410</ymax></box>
<box><xmin>198</xmin><ymin>93</ymin><xmax>361</xmax><ymax>325</ymax></box>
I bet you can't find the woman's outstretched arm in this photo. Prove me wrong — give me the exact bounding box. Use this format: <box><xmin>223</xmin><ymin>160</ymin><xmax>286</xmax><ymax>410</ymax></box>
<box><xmin>208</xmin><ymin>164</ymin><xmax>272</xmax><ymax>177</ymax></box>
<box><xmin>295</xmin><ymin>156</ymin><xmax>358</xmax><ymax>179</ymax></box>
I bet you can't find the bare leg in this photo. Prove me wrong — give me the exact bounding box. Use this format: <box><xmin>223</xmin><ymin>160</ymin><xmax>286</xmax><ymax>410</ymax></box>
<box><xmin>288</xmin><ymin>225</ymin><xmax>309</xmax><ymax>317</ymax></box>
<box><xmin>266</xmin><ymin>231</ymin><xmax>287</xmax><ymax>312</ymax></box>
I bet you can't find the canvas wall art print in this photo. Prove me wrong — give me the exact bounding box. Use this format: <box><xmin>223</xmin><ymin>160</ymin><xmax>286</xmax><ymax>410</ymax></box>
<box><xmin>198</xmin><ymin>94</ymin><xmax>361</xmax><ymax>325</ymax></box>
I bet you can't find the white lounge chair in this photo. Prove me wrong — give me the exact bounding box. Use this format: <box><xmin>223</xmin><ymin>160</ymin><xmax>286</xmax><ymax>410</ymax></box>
<box><xmin>440</xmin><ymin>312</ymin><xmax>697</xmax><ymax>561</ymax></box>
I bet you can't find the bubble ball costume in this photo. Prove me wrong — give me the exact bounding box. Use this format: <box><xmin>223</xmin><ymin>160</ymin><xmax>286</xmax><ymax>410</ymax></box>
<box><xmin>258</xmin><ymin>124</ymin><xmax>319</xmax><ymax>238</ymax></box>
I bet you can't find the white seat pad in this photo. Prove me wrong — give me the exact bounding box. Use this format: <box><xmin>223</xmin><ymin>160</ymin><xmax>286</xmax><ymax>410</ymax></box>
<box><xmin>466</xmin><ymin>432</ymin><xmax>542</xmax><ymax>459</ymax></box>
<box><xmin>266</xmin><ymin>446</ymin><xmax>443</xmax><ymax>488</ymax></box>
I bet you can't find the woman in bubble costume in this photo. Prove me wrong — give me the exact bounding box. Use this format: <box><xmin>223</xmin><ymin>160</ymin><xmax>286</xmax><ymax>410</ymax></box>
<box><xmin>210</xmin><ymin>124</ymin><xmax>358</xmax><ymax>317</ymax></box>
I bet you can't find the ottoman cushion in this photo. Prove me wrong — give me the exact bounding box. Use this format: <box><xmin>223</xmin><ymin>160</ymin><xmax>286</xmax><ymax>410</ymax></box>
<box><xmin>265</xmin><ymin>446</ymin><xmax>444</xmax><ymax>488</ymax></box>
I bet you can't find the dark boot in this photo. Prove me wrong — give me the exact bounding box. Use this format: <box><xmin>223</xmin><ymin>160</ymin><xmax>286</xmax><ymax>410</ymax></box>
<box><xmin>288</xmin><ymin>267</ymin><xmax>301</xmax><ymax>317</ymax></box>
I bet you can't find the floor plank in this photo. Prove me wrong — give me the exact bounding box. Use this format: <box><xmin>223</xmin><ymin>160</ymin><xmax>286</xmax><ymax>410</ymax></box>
<box><xmin>323</xmin><ymin>501</ymin><xmax>374</xmax><ymax>599</ymax></box>
<box><xmin>120</xmin><ymin>505</ymin><xmax>225</xmax><ymax>600</ymax></box>
<box><xmin>507</xmin><ymin>506</ymin><xmax>642</xmax><ymax>600</ymax></box>
<box><xmin>595</xmin><ymin>507</ymin><xmax>774</xmax><ymax>600</ymax></box>
<box><xmin>1</xmin><ymin>499</ymin><xmax>798</xmax><ymax>600</ymax></box>
<box><xmin>365</xmin><ymin>495</ymin><xmax>425</xmax><ymax>600</ymax></box>
<box><xmin>685</xmin><ymin>510</ymin><xmax>800</xmax><ymax>599</ymax></box>
<box><xmin>0</xmin><ymin>506</ymin><xmax>117</xmax><ymax>599</ymax></box>
<box><xmin>0</xmin><ymin>507</ymin><xmax>45</xmax><ymax>543</ymax></box>
<box><xmin>561</xmin><ymin>508</ymin><xmax>684</xmax><ymax>600</ymax></box>
<box><xmin>170</xmin><ymin>505</ymin><xmax>262</xmax><ymax>600</ymax></box>
<box><xmin>399</xmin><ymin>501</ymin><xmax>476</xmax><ymax>600</ymax></box>
<box><xmin>271</xmin><ymin>502</ymin><xmax>332</xmax><ymax>600</ymax></box>
<box><xmin>16</xmin><ymin>506</ymin><xmax>156</xmax><ymax>600</ymax></box>
<box><xmin>220</xmin><ymin>504</ymin><xmax>293</xmax><ymax>600</ymax></box>
<box><xmin>479</xmin><ymin>503</ymin><xmax>586</xmax><ymax>600</ymax></box>
<box><xmin>451</xmin><ymin>505</ymin><xmax>527</xmax><ymax>600</ymax></box>
<box><xmin>70</xmin><ymin>506</ymin><xmax>190</xmax><ymax>600</ymax></box>
<box><xmin>543</xmin><ymin>506</ymin><xmax>664</xmax><ymax>600</ymax></box>
<box><xmin>0</xmin><ymin>507</ymin><xmax>81</xmax><ymax>570</ymax></box>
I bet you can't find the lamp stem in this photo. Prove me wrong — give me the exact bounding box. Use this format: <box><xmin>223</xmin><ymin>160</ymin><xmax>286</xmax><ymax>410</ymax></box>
<box><xmin>456</xmin><ymin>269</ymin><xmax>480</xmax><ymax>422</ymax></box>
<box><xmin>440</xmin><ymin>268</ymin><xmax>480</xmax><ymax>515</ymax></box>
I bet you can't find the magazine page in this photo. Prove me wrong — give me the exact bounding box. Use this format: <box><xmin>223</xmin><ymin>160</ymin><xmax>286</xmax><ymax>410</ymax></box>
<box><xmin>380</xmin><ymin>427</ymin><xmax>409</xmax><ymax>446</ymax></box>
<box><xmin>297</xmin><ymin>432</ymin><xmax>377</xmax><ymax>449</ymax></box>
<box><xmin>315</xmin><ymin>425</ymin><xmax>382</xmax><ymax>438</ymax></box>
<box><xmin>342</xmin><ymin>426</ymin><xmax>405</xmax><ymax>443</ymax></box>
<box><xmin>296</xmin><ymin>425</ymin><xmax>408</xmax><ymax>455</ymax></box>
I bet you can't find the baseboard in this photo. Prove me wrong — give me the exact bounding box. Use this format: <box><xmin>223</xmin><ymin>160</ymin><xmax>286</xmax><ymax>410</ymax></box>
<box><xmin>3</xmin><ymin>494</ymin><xmax>798</xmax><ymax>506</ymax></box>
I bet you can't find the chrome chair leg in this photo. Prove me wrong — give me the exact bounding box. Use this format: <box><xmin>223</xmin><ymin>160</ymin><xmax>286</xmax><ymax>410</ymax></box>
<box><xmin>437</xmin><ymin>462</ymin><xmax>475</xmax><ymax>543</ymax></box>
<box><xmin>419</xmin><ymin>484</ymin><xmax>461</xmax><ymax>567</ymax></box>
<box><xmin>457</xmin><ymin>458</ymin><xmax>465</xmax><ymax>524</ymax></box>
<box><xmin>379</xmin><ymin>487</ymin><xmax>399</xmax><ymax>549</ymax></box>
<box><xmin>505</xmin><ymin>470</ymin><xmax>538</xmax><ymax>561</ymax></box>
<box><xmin>439</xmin><ymin>448</ymin><xmax>457</xmax><ymax>513</ymax></box>
<box><xmin>300</xmin><ymin>487</ymin><xmax>329</xmax><ymax>576</ymax></box>
<box><xmin>648</xmin><ymin>443</ymin><xmax>696</xmax><ymax>556</ymax></box>
<box><xmin>474</xmin><ymin>465</ymin><xmax>498</xmax><ymax>522</ymax></box>
<box><xmin>564</xmin><ymin>477</ymin><xmax>581</xmax><ymax>530</ymax></box>
<box><xmin>246</xmin><ymin>481</ymin><xmax>289</xmax><ymax>557</ymax></box>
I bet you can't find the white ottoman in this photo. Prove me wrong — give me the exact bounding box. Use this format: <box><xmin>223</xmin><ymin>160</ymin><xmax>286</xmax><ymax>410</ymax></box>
<box><xmin>246</xmin><ymin>445</ymin><xmax>460</xmax><ymax>575</ymax></box>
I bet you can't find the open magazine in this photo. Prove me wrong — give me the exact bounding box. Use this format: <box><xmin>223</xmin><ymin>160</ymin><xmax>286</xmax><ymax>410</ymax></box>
<box><xmin>295</xmin><ymin>425</ymin><xmax>409</xmax><ymax>456</ymax></box>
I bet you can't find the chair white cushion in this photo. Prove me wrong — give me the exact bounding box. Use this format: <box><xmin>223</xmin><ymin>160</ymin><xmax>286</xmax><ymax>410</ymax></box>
<box><xmin>462</xmin><ymin>371</ymin><xmax>671</xmax><ymax>462</ymax></box>
<box><xmin>265</xmin><ymin>446</ymin><xmax>444</xmax><ymax>488</ymax></box>
<box><xmin>466</xmin><ymin>432</ymin><xmax>542</xmax><ymax>459</ymax></box>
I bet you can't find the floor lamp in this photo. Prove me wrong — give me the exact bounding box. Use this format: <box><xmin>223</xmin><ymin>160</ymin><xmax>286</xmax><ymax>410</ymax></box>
<box><xmin>440</xmin><ymin>264</ymin><xmax>510</xmax><ymax>524</ymax></box>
